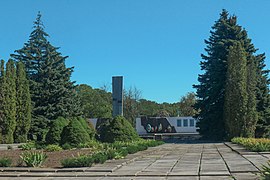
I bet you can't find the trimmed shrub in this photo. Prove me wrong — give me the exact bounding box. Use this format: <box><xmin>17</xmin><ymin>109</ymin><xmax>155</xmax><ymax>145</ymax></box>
<box><xmin>20</xmin><ymin>151</ymin><xmax>47</xmax><ymax>167</ymax></box>
<box><xmin>61</xmin><ymin>118</ymin><xmax>91</xmax><ymax>147</ymax></box>
<box><xmin>126</xmin><ymin>145</ymin><xmax>139</xmax><ymax>154</ymax></box>
<box><xmin>61</xmin><ymin>139</ymin><xmax>164</xmax><ymax>167</ymax></box>
<box><xmin>92</xmin><ymin>152</ymin><xmax>108</xmax><ymax>164</ymax></box>
<box><xmin>99</xmin><ymin>116</ymin><xmax>139</xmax><ymax>143</ymax></box>
<box><xmin>62</xmin><ymin>143</ymin><xmax>72</xmax><ymax>150</ymax></box>
<box><xmin>77</xmin><ymin>117</ymin><xmax>95</xmax><ymax>139</ymax></box>
<box><xmin>46</xmin><ymin>117</ymin><xmax>69</xmax><ymax>144</ymax></box>
<box><xmin>61</xmin><ymin>155</ymin><xmax>93</xmax><ymax>168</ymax></box>
<box><xmin>0</xmin><ymin>157</ymin><xmax>12</xmax><ymax>167</ymax></box>
<box><xmin>45</xmin><ymin>144</ymin><xmax>63</xmax><ymax>152</ymax></box>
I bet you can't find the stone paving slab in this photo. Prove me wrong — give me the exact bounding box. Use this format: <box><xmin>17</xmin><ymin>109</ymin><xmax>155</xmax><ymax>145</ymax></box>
<box><xmin>102</xmin><ymin>177</ymin><xmax>166</xmax><ymax>180</ymax></box>
<box><xmin>167</xmin><ymin>176</ymin><xmax>199</xmax><ymax>180</ymax></box>
<box><xmin>243</xmin><ymin>154</ymin><xmax>269</xmax><ymax>170</ymax></box>
<box><xmin>168</xmin><ymin>171</ymin><xmax>198</xmax><ymax>176</ymax></box>
<box><xmin>200</xmin><ymin>176</ymin><xmax>232</xmax><ymax>180</ymax></box>
<box><xmin>0</xmin><ymin>142</ymin><xmax>267</xmax><ymax>179</ymax></box>
<box><xmin>232</xmin><ymin>173</ymin><xmax>260</xmax><ymax>180</ymax></box>
<box><xmin>200</xmin><ymin>171</ymin><xmax>231</xmax><ymax>176</ymax></box>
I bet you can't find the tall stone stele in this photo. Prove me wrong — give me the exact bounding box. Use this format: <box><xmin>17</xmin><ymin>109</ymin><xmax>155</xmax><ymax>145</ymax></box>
<box><xmin>112</xmin><ymin>76</ymin><xmax>123</xmax><ymax>117</ymax></box>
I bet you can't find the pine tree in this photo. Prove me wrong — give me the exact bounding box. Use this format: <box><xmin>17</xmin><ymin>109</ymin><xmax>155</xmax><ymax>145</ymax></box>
<box><xmin>224</xmin><ymin>42</ymin><xmax>247</xmax><ymax>139</ymax></box>
<box><xmin>14</xmin><ymin>62</ymin><xmax>31</xmax><ymax>142</ymax></box>
<box><xmin>2</xmin><ymin>60</ymin><xmax>17</xmax><ymax>143</ymax></box>
<box><xmin>11</xmin><ymin>12</ymin><xmax>81</xmax><ymax>140</ymax></box>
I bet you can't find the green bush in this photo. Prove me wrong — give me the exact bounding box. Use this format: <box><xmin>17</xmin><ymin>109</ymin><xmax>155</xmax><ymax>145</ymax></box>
<box><xmin>61</xmin><ymin>118</ymin><xmax>91</xmax><ymax>147</ymax></box>
<box><xmin>126</xmin><ymin>144</ymin><xmax>139</xmax><ymax>154</ymax></box>
<box><xmin>99</xmin><ymin>116</ymin><xmax>139</xmax><ymax>143</ymax></box>
<box><xmin>46</xmin><ymin>117</ymin><xmax>69</xmax><ymax>145</ymax></box>
<box><xmin>35</xmin><ymin>141</ymin><xmax>46</xmax><ymax>149</ymax></box>
<box><xmin>45</xmin><ymin>144</ymin><xmax>63</xmax><ymax>152</ymax></box>
<box><xmin>0</xmin><ymin>157</ymin><xmax>12</xmax><ymax>167</ymax></box>
<box><xmin>61</xmin><ymin>155</ymin><xmax>93</xmax><ymax>168</ymax></box>
<box><xmin>61</xmin><ymin>139</ymin><xmax>163</xmax><ymax>167</ymax></box>
<box><xmin>77</xmin><ymin>117</ymin><xmax>95</xmax><ymax>139</ymax></box>
<box><xmin>62</xmin><ymin>143</ymin><xmax>72</xmax><ymax>150</ymax></box>
<box><xmin>20</xmin><ymin>151</ymin><xmax>47</xmax><ymax>167</ymax></box>
<box><xmin>61</xmin><ymin>151</ymin><xmax>108</xmax><ymax>168</ymax></box>
<box><xmin>18</xmin><ymin>142</ymin><xmax>35</xmax><ymax>150</ymax></box>
<box><xmin>92</xmin><ymin>152</ymin><xmax>108</xmax><ymax>164</ymax></box>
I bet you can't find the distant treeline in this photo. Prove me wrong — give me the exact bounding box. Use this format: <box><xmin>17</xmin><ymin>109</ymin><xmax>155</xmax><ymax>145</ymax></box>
<box><xmin>76</xmin><ymin>84</ymin><xmax>197</xmax><ymax>126</ymax></box>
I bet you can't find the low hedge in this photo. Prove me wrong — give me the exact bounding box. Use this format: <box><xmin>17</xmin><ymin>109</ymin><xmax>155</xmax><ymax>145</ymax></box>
<box><xmin>231</xmin><ymin>137</ymin><xmax>270</xmax><ymax>152</ymax></box>
<box><xmin>0</xmin><ymin>157</ymin><xmax>12</xmax><ymax>167</ymax></box>
<box><xmin>61</xmin><ymin>139</ymin><xmax>164</xmax><ymax>167</ymax></box>
<box><xmin>61</xmin><ymin>155</ymin><xmax>94</xmax><ymax>168</ymax></box>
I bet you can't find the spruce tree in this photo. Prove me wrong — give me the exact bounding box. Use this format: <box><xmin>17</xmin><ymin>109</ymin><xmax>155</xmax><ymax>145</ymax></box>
<box><xmin>2</xmin><ymin>60</ymin><xmax>17</xmax><ymax>143</ymax></box>
<box><xmin>193</xmin><ymin>10</ymin><xmax>258</xmax><ymax>140</ymax></box>
<box><xmin>14</xmin><ymin>62</ymin><xmax>31</xmax><ymax>142</ymax></box>
<box><xmin>224</xmin><ymin>42</ymin><xmax>247</xmax><ymax>139</ymax></box>
<box><xmin>11</xmin><ymin>12</ymin><xmax>81</xmax><ymax>140</ymax></box>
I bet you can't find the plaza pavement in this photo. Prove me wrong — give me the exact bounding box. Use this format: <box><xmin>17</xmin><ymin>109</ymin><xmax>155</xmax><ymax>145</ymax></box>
<box><xmin>0</xmin><ymin>140</ymin><xmax>269</xmax><ymax>179</ymax></box>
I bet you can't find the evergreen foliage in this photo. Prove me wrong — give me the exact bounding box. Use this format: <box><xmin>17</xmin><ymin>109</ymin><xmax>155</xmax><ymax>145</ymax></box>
<box><xmin>61</xmin><ymin>117</ymin><xmax>91</xmax><ymax>147</ymax></box>
<box><xmin>2</xmin><ymin>60</ymin><xmax>17</xmax><ymax>143</ymax></box>
<box><xmin>29</xmin><ymin>115</ymin><xmax>49</xmax><ymax>141</ymax></box>
<box><xmin>99</xmin><ymin>116</ymin><xmax>139</xmax><ymax>143</ymax></box>
<box><xmin>255</xmin><ymin>53</ymin><xmax>270</xmax><ymax>137</ymax></box>
<box><xmin>45</xmin><ymin>117</ymin><xmax>69</xmax><ymax>144</ymax></box>
<box><xmin>245</xmin><ymin>58</ymin><xmax>258</xmax><ymax>137</ymax></box>
<box><xmin>224</xmin><ymin>42</ymin><xmax>247</xmax><ymax>139</ymax></box>
<box><xmin>11</xmin><ymin>12</ymin><xmax>81</xmax><ymax>135</ymax></box>
<box><xmin>194</xmin><ymin>9</ymin><xmax>269</xmax><ymax>140</ymax></box>
<box><xmin>77</xmin><ymin>117</ymin><xmax>95</xmax><ymax>139</ymax></box>
<box><xmin>14</xmin><ymin>62</ymin><xmax>31</xmax><ymax>143</ymax></box>
<box><xmin>0</xmin><ymin>60</ymin><xmax>5</xmax><ymax>142</ymax></box>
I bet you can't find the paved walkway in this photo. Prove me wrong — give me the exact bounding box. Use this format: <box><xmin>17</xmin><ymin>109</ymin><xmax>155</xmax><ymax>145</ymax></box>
<box><xmin>0</xmin><ymin>142</ymin><xmax>269</xmax><ymax>179</ymax></box>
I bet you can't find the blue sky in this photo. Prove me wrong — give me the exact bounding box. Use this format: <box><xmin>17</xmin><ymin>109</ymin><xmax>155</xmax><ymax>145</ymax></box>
<box><xmin>0</xmin><ymin>1</ymin><xmax>269</xmax><ymax>103</ymax></box>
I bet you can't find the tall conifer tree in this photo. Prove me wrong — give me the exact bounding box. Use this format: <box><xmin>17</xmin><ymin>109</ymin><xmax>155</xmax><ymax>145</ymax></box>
<box><xmin>193</xmin><ymin>10</ymin><xmax>261</xmax><ymax>140</ymax></box>
<box><xmin>11</xmin><ymin>12</ymin><xmax>81</xmax><ymax>140</ymax></box>
<box><xmin>0</xmin><ymin>60</ymin><xmax>5</xmax><ymax>142</ymax></box>
<box><xmin>2</xmin><ymin>60</ymin><xmax>17</xmax><ymax>143</ymax></box>
<box><xmin>14</xmin><ymin>62</ymin><xmax>31</xmax><ymax>142</ymax></box>
<box><xmin>224</xmin><ymin>42</ymin><xmax>247</xmax><ymax>139</ymax></box>
<box><xmin>255</xmin><ymin>53</ymin><xmax>270</xmax><ymax>137</ymax></box>
<box><xmin>245</xmin><ymin>58</ymin><xmax>258</xmax><ymax>137</ymax></box>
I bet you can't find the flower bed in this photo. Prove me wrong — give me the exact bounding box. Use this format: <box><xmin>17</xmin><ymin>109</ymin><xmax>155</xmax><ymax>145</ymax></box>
<box><xmin>231</xmin><ymin>137</ymin><xmax>270</xmax><ymax>152</ymax></box>
<box><xmin>61</xmin><ymin>139</ymin><xmax>164</xmax><ymax>167</ymax></box>
<box><xmin>0</xmin><ymin>139</ymin><xmax>164</xmax><ymax>168</ymax></box>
